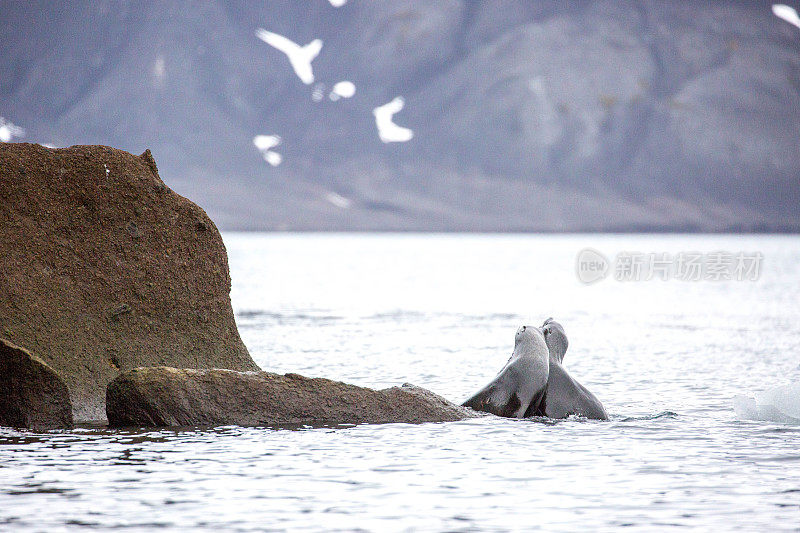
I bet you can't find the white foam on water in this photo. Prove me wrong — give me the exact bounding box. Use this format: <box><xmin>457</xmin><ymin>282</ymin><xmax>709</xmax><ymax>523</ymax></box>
<box><xmin>372</xmin><ymin>96</ymin><xmax>414</xmax><ymax>143</ymax></box>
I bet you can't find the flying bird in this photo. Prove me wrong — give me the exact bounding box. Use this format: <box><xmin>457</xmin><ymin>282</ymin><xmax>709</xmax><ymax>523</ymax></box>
<box><xmin>255</xmin><ymin>28</ymin><xmax>322</xmax><ymax>85</ymax></box>
<box><xmin>329</xmin><ymin>81</ymin><xmax>356</xmax><ymax>101</ymax></box>
<box><xmin>253</xmin><ymin>135</ymin><xmax>283</xmax><ymax>167</ymax></box>
<box><xmin>325</xmin><ymin>192</ymin><xmax>352</xmax><ymax>209</ymax></box>
<box><xmin>372</xmin><ymin>97</ymin><xmax>414</xmax><ymax>143</ymax></box>
<box><xmin>773</xmin><ymin>4</ymin><xmax>800</xmax><ymax>30</ymax></box>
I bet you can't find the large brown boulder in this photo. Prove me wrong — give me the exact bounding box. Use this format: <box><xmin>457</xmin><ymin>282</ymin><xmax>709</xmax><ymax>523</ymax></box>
<box><xmin>0</xmin><ymin>338</ymin><xmax>73</xmax><ymax>430</ymax></box>
<box><xmin>106</xmin><ymin>367</ymin><xmax>475</xmax><ymax>427</ymax></box>
<box><xmin>0</xmin><ymin>143</ymin><xmax>259</xmax><ymax>422</ymax></box>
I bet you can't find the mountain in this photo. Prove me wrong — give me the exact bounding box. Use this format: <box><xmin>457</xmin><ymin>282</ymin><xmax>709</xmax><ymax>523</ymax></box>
<box><xmin>1</xmin><ymin>0</ymin><xmax>798</xmax><ymax>231</ymax></box>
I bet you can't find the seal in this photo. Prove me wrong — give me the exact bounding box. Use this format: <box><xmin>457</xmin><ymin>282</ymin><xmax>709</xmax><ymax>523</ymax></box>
<box><xmin>462</xmin><ymin>326</ymin><xmax>549</xmax><ymax>418</ymax></box>
<box><xmin>526</xmin><ymin>318</ymin><xmax>608</xmax><ymax>420</ymax></box>
<box><xmin>542</xmin><ymin>317</ymin><xmax>568</xmax><ymax>363</ymax></box>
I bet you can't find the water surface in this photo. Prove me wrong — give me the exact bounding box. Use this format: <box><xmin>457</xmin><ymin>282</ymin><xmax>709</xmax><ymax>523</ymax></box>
<box><xmin>2</xmin><ymin>234</ymin><xmax>799</xmax><ymax>531</ymax></box>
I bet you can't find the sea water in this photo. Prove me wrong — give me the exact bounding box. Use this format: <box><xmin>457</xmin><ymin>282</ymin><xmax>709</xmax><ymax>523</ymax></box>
<box><xmin>1</xmin><ymin>233</ymin><xmax>799</xmax><ymax>531</ymax></box>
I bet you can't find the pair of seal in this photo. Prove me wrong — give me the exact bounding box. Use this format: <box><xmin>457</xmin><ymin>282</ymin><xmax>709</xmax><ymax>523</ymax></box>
<box><xmin>462</xmin><ymin>319</ymin><xmax>607</xmax><ymax>420</ymax></box>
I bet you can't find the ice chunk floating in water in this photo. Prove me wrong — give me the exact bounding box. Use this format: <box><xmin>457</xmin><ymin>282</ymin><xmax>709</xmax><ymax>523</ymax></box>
<box><xmin>255</xmin><ymin>28</ymin><xmax>322</xmax><ymax>85</ymax></box>
<box><xmin>373</xmin><ymin>96</ymin><xmax>414</xmax><ymax>143</ymax></box>
<box><xmin>253</xmin><ymin>135</ymin><xmax>283</xmax><ymax>167</ymax></box>
<box><xmin>772</xmin><ymin>4</ymin><xmax>800</xmax><ymax>30</ymax></box>
<box><xmin>328</xmin><ymin>0</ymin><xmax>347</xmax><ymax>6</ymax></box>
<box><xmin>0</xmin><ymin>117</ymin><xmax>25</xmax><ymax>142</ymax></box>
<box><xmin>734</xmin><ymin>382</ymin><xmax>800</xmax><ymax>424</ymax></box>
<box><xmin>329</xmin><ymin>81</ymin><xmax>356</xmax><ymax>101</ymax></box>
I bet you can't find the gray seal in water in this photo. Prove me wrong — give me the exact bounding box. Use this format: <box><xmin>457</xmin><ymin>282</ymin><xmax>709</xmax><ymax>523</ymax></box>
<box><xmin>525</xmin><ymin>318</ymin><xmax>608</xmax><ymax>420</ymax></box>
<box><xmin>462</xmin><ymin>325</ymin><xmax>549</xmax><ymax>418</ymax></box>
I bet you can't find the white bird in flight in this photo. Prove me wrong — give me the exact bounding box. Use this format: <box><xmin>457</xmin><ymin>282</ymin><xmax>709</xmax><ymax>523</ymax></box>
<box><xmin>372</xmin><ymin>97</ymin><xmax>414</xmax><ymax>143</ymax></box>
<box><xmin>325</xmin><ymin>192</ymin><xmax>352</xmax><ymax>209</ymax></box>
<box><xmin>773</xmin><ymin>4</ymin><xmax>800</xmax><ymax>30</ymax></box>
<box><xmin>255</xmin><ymin>28</ymin><xmax>323</xmax><ymax>85</ymax></box>
<box><xmin>329</xmin><ymin>81</ymin><xmax>356</xmax><ymax>101</ymax></box>
<box><xmin>253</xmin><ymin>135</ymin><xmax>283</xmax><ymax>167</ymax></box>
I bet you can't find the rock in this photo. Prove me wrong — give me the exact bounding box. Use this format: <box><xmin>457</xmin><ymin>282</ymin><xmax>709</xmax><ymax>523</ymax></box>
<box><xmin>106</xmin><ymin>367</ymin><xmax>475</xmax><ymax>427</ymax></box>
<box><xmin>0</xmin><ymin>339</ymin><xmax>73</xmax><ymax>430</ymax></box>
<box><xmin>0</xmin><ymin>144</ymin><xmax>259</xmax><ymax>422</ymax></box>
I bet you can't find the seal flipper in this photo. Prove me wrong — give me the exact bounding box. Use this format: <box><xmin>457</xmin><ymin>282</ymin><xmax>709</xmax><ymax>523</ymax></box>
<box><xmin>462</xmin><ymin>385</ymin><xmax>518</xmax><ymax>417</ymax></box>
<box><xmin>462</xmin><ymin>384</ymin><xmax>496</xmax><ymax>411</ymax></box>
<box><xmin>500</xmin><ymin>393</ymin><xmax>522</xmax><ymax>418</ymax></box>
<box><xmin>522</xmin><ymin>384</ymin><xmax>548</xmax><ymax>418</ymax></box>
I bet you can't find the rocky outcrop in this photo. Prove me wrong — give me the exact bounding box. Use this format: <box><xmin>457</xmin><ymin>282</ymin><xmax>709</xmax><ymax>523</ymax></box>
<box><xmin>0</xmin><ymin>339</ymin><xmax>73</xmax><ymax>430</ymax></box>
<box><xmin>0</xmin><ymin>143</ymin><xmax>259</xmax><ymax>422</ymax></box>
<box><xmin>106</xmin><ymin>367</ymin><xmax>475</xmax><ymax>427</ymax></box>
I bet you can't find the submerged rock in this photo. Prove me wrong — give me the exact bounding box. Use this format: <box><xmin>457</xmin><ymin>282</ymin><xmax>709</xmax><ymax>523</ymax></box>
<box><xmin>106</xmin><ymin>367</ymin><xmax>475</xmax><ymax>427</ymax></box>
<box><xmin>0</xmin><ymin>339</ymin><xmax>73</xmax><ymax>430</ymax></box>
<box><xmin>0</xmin><ymin>144</ymin><xmax>259</xmax><ymax>422</ymax></box>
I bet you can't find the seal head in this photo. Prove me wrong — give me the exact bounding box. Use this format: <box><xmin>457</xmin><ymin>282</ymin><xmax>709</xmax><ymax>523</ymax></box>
<box><xmin>542</xmin><ymin>317</ymin><xmax>568</xmax><ymax>363</ymax></box>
